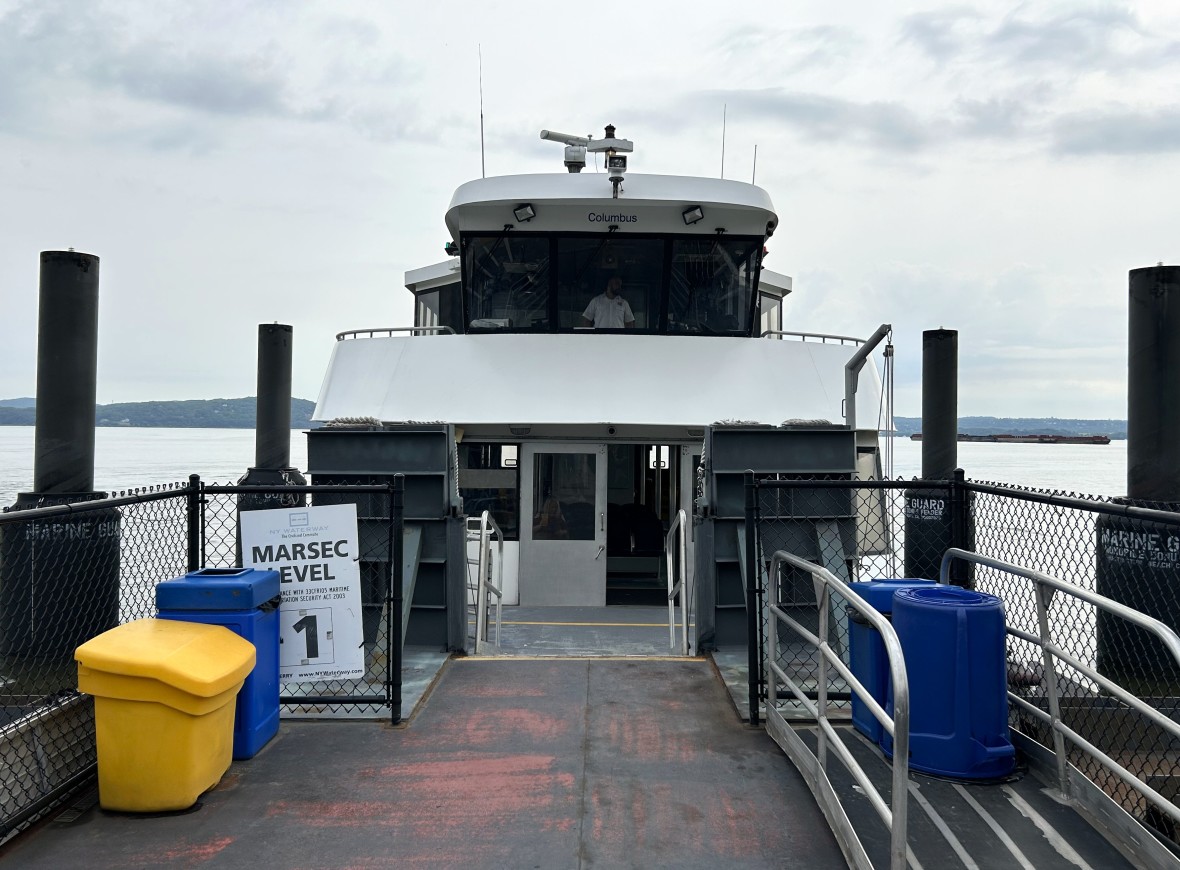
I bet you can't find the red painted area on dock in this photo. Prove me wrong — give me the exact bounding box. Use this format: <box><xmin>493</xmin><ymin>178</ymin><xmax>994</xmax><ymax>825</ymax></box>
<box><xmin>1</xmin><ymin>658</ymin><xmax>844</xmax><ymax>869</ymax></box>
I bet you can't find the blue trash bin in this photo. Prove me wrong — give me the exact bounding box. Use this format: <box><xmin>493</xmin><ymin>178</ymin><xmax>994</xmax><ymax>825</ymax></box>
<box><xmin>156</xmin><ymin>568</ymin><xmax>281</xmax><ymax>760</ymax></box>
<box><xmin>846</xmin><ymin>579</ymin><xmax>935</xmax><ymax>742</ymax></box>
<box><xmin>883</xmin><ymin>585</ymin><xmax>1015</xmax><ymax>779</ymax></box>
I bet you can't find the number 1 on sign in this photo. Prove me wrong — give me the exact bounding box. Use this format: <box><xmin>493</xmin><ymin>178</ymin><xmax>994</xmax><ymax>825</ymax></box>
<box><xmin>292</xmin><ymin>613</ymin><xmax>319</xmax><ymax>658</ymax></box>
<box><xmin>279</xmin><ymin>606</ymin><xmax>336</xmax><ymax>668</ymax></box>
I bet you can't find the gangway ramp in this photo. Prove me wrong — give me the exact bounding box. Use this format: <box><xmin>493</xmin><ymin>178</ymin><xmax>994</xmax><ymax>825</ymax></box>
<box><xmin>0</xmin><ymin>659</ymin><xmax>845</xmax><ymax>869</ymax></box>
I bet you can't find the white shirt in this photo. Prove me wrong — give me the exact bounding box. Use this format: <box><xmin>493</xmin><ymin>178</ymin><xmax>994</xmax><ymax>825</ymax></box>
<box><xmin>582</xmin><ymin>293</ymin><xmax>634</xmax><ymax>328</ymax></box>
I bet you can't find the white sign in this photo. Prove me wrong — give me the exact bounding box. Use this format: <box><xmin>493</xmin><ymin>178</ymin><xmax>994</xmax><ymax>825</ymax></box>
<box><xmin>240</xmin><ymin>503</ymin><xmax>365</xmax><ymax>682</ymax></box>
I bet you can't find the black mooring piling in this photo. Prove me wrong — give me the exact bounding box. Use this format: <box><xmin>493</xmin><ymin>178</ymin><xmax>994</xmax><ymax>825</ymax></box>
<box><xmin>237</xmin><ymin>324</ymin><xmax>306</xmax><ymax>519</ymax></box>
<box><xmin>32</xmin><ymin>251</ymin><xmax>101</xmax><ymax>494</ymax></box>
<box><xmin>1097</xmin><ymin>265</ymin><xmax>1180</xmax><ymax>686</ymax></box>
<box><xmin>920</xmin><ymin>329</ymin><xmax>958</xmax><ymax>481</ymax></box>
<box><xmin>906</xmin><ymin>328</ymin><xmax>974</xmax><ymax>585</ymax></box>
<box><xmin>1127</xmin><ymin>265</ymin><xmax>1180</xmax><ymax>501</ymax></box>
<box><xmin>255</xmin><ymin>323</ymin><xmax>295</xmax><ymax>471</ymax></box>
<box><xmin>1</xmin><ymin>251</ymin><xmax>120</xmax><ymax>658</ymax></box>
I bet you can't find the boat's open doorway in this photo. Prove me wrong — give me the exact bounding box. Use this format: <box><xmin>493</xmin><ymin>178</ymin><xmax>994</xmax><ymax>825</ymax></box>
<box><xmin>604</xmin><ymin>443</ymin><xmax>680</xmax><ymax>606</ymax></box>
<box><xmin>516</xmin><ymin>442</ymin><xmax>695</xmax><ymax>608</ymax></box>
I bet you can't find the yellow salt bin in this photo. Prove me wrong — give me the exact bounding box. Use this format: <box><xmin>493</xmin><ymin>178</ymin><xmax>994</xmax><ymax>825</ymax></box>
<box><xmin>75</xmin><ymin>617</ymin><xmax>256</xmax><ymax>812</ymax></box>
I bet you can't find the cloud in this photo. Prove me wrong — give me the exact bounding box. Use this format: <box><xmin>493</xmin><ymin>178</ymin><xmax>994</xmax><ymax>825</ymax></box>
<box><xmin>986</xmin><ymin>5</ymin><xmax>1144</xmax><ymax>70</ymax></box>
<box><xmin>0</xmin><ymin>1</ymin><xmax>433</xmax><ymax>148</ymax></box>
<box><xmin>1052</xmin><ymin>107</ymin><xmax>1180</xmax><ymax>155</ymax></box>
<box><xmin>714</xmin><ymin>24</ymin><xmax>861</xmax><ymax>76</ymax></box>
<box><xmin>903</xmin><ymin>4</ymin><xmax>1180</xmax><ymax>75</ymax></box>
<box><xmin>0</xmin><ymin>2</ymin><xmax>298</xmax><ymax>135</ymax></box>
<box><xmin>87</xmin><ymin>48</ymin><xmax>290</xmax><ymax>119</ymax></box>
<box><xmin>952</xmin><ymin>96</ymin><xmax>1035</xmax><ymax>139</ymax></box>
<box><xmin>677</xmin><ymin>89</ymin><xmax>932</xmax><ymax>152</ymax></box>
<box><xmin>900</xmin><ymin>7</ymin><xmax>984</xmax><ymax>63</ymax></box>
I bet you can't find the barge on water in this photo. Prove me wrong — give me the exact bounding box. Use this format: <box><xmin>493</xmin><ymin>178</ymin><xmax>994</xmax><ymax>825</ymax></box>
<box><xmin>910</xmin><ymin>433</ymin><xmax>1112</xmax><ymax>444</ymax></box>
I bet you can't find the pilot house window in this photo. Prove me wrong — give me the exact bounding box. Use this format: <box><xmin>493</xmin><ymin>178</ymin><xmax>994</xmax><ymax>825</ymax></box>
<box><xmin>461</xmin><ymin>233</ymin><xmax>762</xmax><ymax>335</ymax></box>
<box><xmin>464</xmin><ymin>236</ymin><xmax>551</xmax><ymax>330</ymax></box>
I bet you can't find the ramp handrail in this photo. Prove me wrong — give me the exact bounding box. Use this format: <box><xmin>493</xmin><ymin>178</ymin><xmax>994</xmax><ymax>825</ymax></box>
<box><xmin>940</xmin><ymin>547</ymin><xmax>1180</xmax><ymax>834</ymax></box>
<box><xmin>766</xmin><ymin>550</ymin><xmax>910</xmax><ymax>870</ymax></box>
<box><xmin>474</xmin><ymin>510</ymin><xmax>505</xmax><ymax>654</ymax></box>
<box><xmin>665</xmin><ymin>509</ymin><xmax>689</xmax><ymax>655</ymax></box>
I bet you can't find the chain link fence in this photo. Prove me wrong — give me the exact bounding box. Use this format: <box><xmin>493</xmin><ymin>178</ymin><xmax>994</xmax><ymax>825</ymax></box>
<box><xmin>0</xmin><ymin>485</ymin><xmax>191</xmax><ymax>840</ymax></box>
<box><xmin>752</xmin><ymin>474</ymin><xmax>1180</xmax><ymax>845</ymax></box>
<box><xmin>0</xmin><ymin>477</ymin><xmax>405</xmax><ymax>842</ymax></box>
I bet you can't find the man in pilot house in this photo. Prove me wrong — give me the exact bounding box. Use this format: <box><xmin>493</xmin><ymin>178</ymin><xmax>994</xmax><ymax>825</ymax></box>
<box><xmin>580</xmin><ymin>275</ymin><xmax>635</xmax><ymax>329</ymax></box>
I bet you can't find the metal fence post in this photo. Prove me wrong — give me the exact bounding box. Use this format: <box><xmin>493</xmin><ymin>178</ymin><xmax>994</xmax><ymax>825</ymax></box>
<box><xmin>744</xmin><ymin>470</ymin><xmax>760</xmax><ymax>727</ymax></box>
<box><xmin>186</xmin><ymin>473</ymin><xmax>202</xmax><ymax>571</ymax></box>
<box><xmin>390</xmin><ymin>474</ymin><xmax>405</xmax><ymax>725</ymax></box>
<box><xmin>950</xmin><ymin>468</ymin><xmax>972</xmax><ymax>587</ymax></box>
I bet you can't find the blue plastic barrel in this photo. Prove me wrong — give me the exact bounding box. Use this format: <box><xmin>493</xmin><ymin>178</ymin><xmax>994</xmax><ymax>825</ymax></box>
<box><xmin>846</xmin><ymin>579</ymin><xmax>935</xmax><ymax>742</ymax></box>
<box><xmin>883</xmin><ymin>585</ymin><xmax>1015</xmax><ymax>779</ymax></box>
<box><xmin>156</xmin><ymin>568</ymin><xmax>281</xmax><ymax>760</ymax></box>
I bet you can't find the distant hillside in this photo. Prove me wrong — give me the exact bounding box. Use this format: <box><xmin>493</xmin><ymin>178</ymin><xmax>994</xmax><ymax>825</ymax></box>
<box><xmin>0</xmin><ymin>397</ymin><xmax>320</xmax><ymax>429</ymax></box>
<box><xmin>0</xmin><ymin>397</ymin><xmax>35</xmax><ymax>408</ymax></box>
<box><xmin>892</xmin><ymin>416</ymin><xmax>1127</xmax><ymax>439</ymax></box>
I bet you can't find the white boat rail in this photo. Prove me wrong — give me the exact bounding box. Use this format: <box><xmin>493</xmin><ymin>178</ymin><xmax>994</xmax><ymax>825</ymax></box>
<box><xmin>761</xmin><ymin>330</ymin><xmax>864</xmax><ymax>345</ymax></box>
<box><xmin>940</xmin><ymin>548</ymin><xmax>1180</xmax><ymax>842</ymax></box>
<box><xmin>336</xmin><ymin>326</ymin><xmax>456</xmax><ymax>340</ymax></box>
<box><xmin>765</xmin><ymin>550</ymin><xmax>911</xmax><ymax>870</ymax></box>
<box><xmin>471</xmin><ymin>510</ymin><xmax>504</xmax><ymax>655</ymax></box>
<box><xmin>665</xmin><ymin>509</ymin><xmax>689</xmax><ymax>655</ymax></box>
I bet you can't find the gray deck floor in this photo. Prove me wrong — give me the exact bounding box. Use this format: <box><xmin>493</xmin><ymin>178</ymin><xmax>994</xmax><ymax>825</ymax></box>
<box><xmin>3</xmin><ymin>604</ymin><xmax>1156</xmax><ymax>868</ymax></box>
<box><xmin>1</xmin><ymin>657</ymin><xmax>845</xmax><ymax>869</ymax></box>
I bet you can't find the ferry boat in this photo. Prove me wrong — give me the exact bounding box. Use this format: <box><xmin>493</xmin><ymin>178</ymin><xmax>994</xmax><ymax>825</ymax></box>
<box><xmin>309</xmin><ymin>124</ymin><xmax>890</xmax><ymax>642</ymax></box>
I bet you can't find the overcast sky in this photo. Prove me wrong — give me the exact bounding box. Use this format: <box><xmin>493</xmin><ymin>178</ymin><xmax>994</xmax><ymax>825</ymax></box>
<box><xmin>2</xmin><ymin>1</ymin><xmax>1178</xmax><ymax>419</ymax></box>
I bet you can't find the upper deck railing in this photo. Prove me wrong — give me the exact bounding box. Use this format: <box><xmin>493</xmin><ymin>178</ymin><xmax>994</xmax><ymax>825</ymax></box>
<box><xmin>339</xmin><ymin>326</ymin><xmax>869</xmax><ymax>344</ymax></box>
<box><xmin>761</xmin><ymin>330</ymin><xmax>864</xmax><ymax>345</ymax></box>
<box><xmin>336</xmin><ymin>326</ymin><xmax>455</xmax><ymax>340</ymax></box>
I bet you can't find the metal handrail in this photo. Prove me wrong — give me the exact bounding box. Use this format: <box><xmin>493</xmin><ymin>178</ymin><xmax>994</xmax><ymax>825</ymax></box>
<box><xmin>336</xmin><ymin>326</ymin><xmax>456</xmax><ymax>340</ymax></box>
<box><xmin>760</xmin><ymin>329</ymin><xmax>865</xmax><ymax>345</ymax></box>
<box><xmin>665</xmin><ymin>509</ymin><xmax>689</xmax><ymax>655</ymax></box>
<box><xmin>940</xmin><ymin>548</ymin><xmax>1180</xmax><ymax>831</ymax></box>
<box><xmin>474</xmin><ymin>511</ymin><xmax>505</xmax><ymax>654</ymax></box>
<box><xmin>767</xmin><ymin>550</ymin><xmax>910</xmax><ymax>870</ymax></box>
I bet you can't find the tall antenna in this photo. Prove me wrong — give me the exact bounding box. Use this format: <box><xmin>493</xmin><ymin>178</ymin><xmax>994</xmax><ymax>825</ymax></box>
<box><xmin>479</xmin><ymin>45</ymin><xmax>486</xmax><ymax>179</ymax></box>
<box><xmin>720</xmin><ymin>104</ymin><xmax>727</xmax><ymax>179</ymax></box>
<box><xmin>752</xmin><ymin>144</ymin><xmax>758</xmax><ymax>184</ymax></box>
